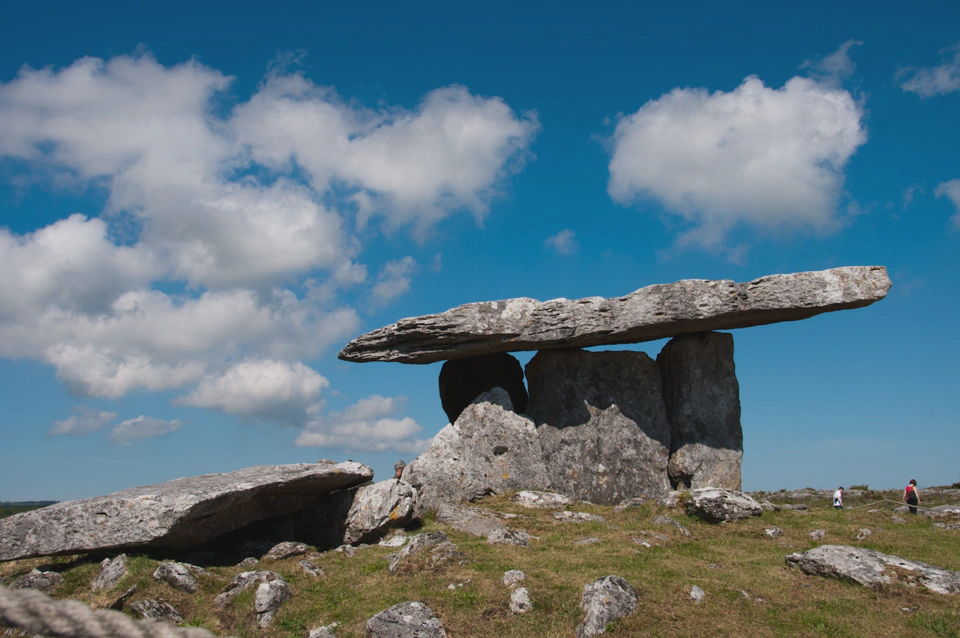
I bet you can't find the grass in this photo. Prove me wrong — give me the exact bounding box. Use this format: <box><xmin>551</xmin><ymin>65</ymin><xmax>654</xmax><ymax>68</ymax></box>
<box><xmin>1</xmin><ymin>488</ymin><xmax>959</xmax><ymax>637</ymax></box>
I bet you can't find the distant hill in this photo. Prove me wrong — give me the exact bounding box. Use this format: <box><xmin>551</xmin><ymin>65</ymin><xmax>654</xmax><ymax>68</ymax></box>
<box><xmin>0</xmin><ymin>501</ymin><xmax>58</xmax><ymax>519</ymax></box>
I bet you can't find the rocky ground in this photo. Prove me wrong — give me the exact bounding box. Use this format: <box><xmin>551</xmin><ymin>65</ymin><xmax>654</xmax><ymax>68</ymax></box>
<box><xmin>2</xmin><ymin>487</ymin><xmax>960</xmax><ymax>637</ymax></box>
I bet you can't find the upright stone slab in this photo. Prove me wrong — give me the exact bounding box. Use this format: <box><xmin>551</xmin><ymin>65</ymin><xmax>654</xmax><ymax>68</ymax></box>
<box><xmin>402</xmin><ymin>388</ymin><xmax>550</xmax><ymax>513</ymax></box>
<box><xmin>438</xmin><ymin>353</ymin><xmax>528</xmax><ymax>423</ymax></box>
<box><xmin>525</xmin><ymin>350</ymin><xmax>671</xmax><ymax>503</ymax></box>
<box><xmin>657</xmin><ymin>332</ymin><xmax>742</xmax><ymax>489</ymax></box>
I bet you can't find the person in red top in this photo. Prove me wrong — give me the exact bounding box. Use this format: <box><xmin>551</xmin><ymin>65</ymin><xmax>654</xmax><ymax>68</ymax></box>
<box><xmin>903</xmin><ymin>479</ymin><xmax>920</xmax><ymax>515</ymax></box>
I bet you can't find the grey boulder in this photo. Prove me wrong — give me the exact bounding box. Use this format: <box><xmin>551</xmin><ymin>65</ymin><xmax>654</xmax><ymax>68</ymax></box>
<box><xmin>92</xmin><ymin>554</ymin><xmax>128</xmax><ymax>591</ymax></box>
<box><xmin>436</xmin><ymin>503</ymin><xmax>530</xmax><ymax>547</ymax></box>
<box><xmin>343</xmin><ymin>479</ymin><xmax>417</xmax><ymax>545</ymax></box>
<box><xmin>402</xmin><ymin>388</ymin><xmax>550</xmax><ymax>513</ymax></box>
<box><xmin>256</xmin><ymin>578</ymin><xmax>292</xmax><ymax>628</ymax></box>
<box><xmin>0</xmin><ymin>461</ymin><xmax>373</xmax><ymax>560</ymax></box>
<box><xmin>130</xmin><ymin>599</ymin><xmax>183</xmax><ymax>623</ymax></box>
<box><xmin>153</xmin><ymin>562</ymin><xmax>198</xmax><ymax>593</ymax></box>
<box><xmin>10</xmin><ymin>569</ymin><xmax>63</xmax><ymax>592</ymax></box>
<box><xmin>339</xmin><ymin>266</ymin><xmax>891</xmax><ymax>363</ymax></box>
<box><xmin>787</xmin><ymin>545</ymin><xmax>960</xmax><ymax>594</ymax></box>
<box><xmin>577</xmin><ymin>575</ymin><xmax>639</xmax><ymax>638</ymax></box>
<box><xmin>686</xmin><ymin>488</ymin><xmax>762</xmax><ymax>523</ymax></box>
<box><xmin>366</xmin><ymin>602</ymin><xmax>447</xmax><ymax>638</ymax></box>
<box><xmin>526</xmin><ymin>349</ymin><xmax>671</xmax><ymax>504</ymax></box>
<box><xmin>510</xmin><ymin>587</ymin><xmax>532</xmax><ymax>614</ymax></box>
<box><xmin>265</xmin><ymin>541</ymin><xmax>309</xmax><ymax>560</ymax></box>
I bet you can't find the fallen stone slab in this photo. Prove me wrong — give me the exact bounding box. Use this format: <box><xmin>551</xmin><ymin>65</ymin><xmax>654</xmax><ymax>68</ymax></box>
<box><xmin>436</xmin><ymin>503</ymin><xmax>531</xmax><ymax>546</ymax></box>
<box><xmin>787</xmin><ymin>545</ymin><xmax>960</xmax><ymax>594</ymax></box>
<box><xmin>686</xmin><ymin>488</ymin><xmax>762</xmax><ymax>523</ymax></box>
<box><xmin>366</xmin><ymin>601</ymin><xmax>447</xmax><ymax>637</ymax></box>
<box><xmin>339</xmin><ymin>266</ymin><xmax>891</xmax><ymax>364</ymax></box>
<box><xmin>342</xmin><ymin>479</ymin><xmax>417</xmax><ymax>545</ymax></box>
<box><xmin>0</xmin><ymin>461</ymin><xmax>373</xmax><ymax>561</ymax></box>
<box><xmin>577</xmin><ymin>575</ymin><xmax>639</xmax><ymax>638</ymax></box>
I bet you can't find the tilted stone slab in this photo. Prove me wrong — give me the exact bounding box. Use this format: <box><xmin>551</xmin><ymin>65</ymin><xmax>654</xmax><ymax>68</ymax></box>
<box><xmin>339</xmin><ymin>266</ymin><xmax>890</xmax><ymax>364</ymax></box>
<box><xmin>0</xmin><ymin>462</ymin><xmax>373</xmax><ymax>561</ymax></box>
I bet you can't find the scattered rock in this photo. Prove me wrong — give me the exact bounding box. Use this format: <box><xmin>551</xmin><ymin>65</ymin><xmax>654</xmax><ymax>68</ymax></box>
<box><xmin>690</xmin><ymin>585</ymin><xmax>705</xmax><ymax>603</ymax></box>
<box><xmin>299</xmin><ymin>559</ymin><xmax>323</xmax><ymax>578</ymax></box>
<box><xmin>388</xmin><ymin>532</ymin><xmax>465</xmax><ymax>574</ymax></box>
<box><xmin>0</xmin><ymin>461</ymin><xmax>373</xmax><ymax>561</ymax></box>
<box><xmin>403</xmin><ymin>389</ymin><xmax>550</xmax><ymax>513</ymax></box>
<box><xmin>892</xmin><ymin>516</ymin><xmax>907</xmax><ymax>525</ymax></box>
<box><xmin>634</xmin><ymin>540</ymin><xmax>652</xmax><ymax>548</ymax></box>
<box><xmin>686</xmin><ymin>488</ymin><xmax>762</xmax><ymax>523</ymax></box>
<box><xmin>512</xmin><ymin>490</ymin><xmax>573</xmax><ymax>508</ymax></box>
<box><xmin>894</xmin><ymin>505</ymin><xmax>910</xmax><ymax>514</ymax></box>
<box><xmin>574</xmin><ymin>538</ymin><xmax>601</xmax><ymax>546</ymax></box>
<box><xmin>781</xmin><ymin>504</ymin><xmax>808</xmax><ymax>511</ymax></box>
<box><xmin>307</xmin><ymin>623</ymin><xmax>339</xmax><ymax>638</ymax></box>
<box><xmin>613</xmin><ymin>497</ymin><xmax>649</xmax><ymax>512</ymax></box>
<box><xmin>153</xmin><ymin>562</ymin><xmax>198</xmax><ymax>593</ymax></box>
<box><xmin>255</xmin><ymin>578</ymin><xmax>293</xmax><ymax>628</ymax></box>
<box><xmin>503</xmin><ymin>570</ymin><xmax>526</xmax><ymax>588</ymax></box>
<box><xmin>92</xmin><ymin>554</ymin><xmax>128</xmax><ymax>591</ymax></box>
<box><xmin>786</xmin><ymin>545</ymin><xmax>960</xmax><ymax>594</ymax></box>
<box><xmin>856</xmin><ymin>528</ymin><xmax>873</xmax><ymax>541</ymax></box>
<box><xmin>366</xmin><ymin>601</ymin><xmax>447</xmax><ymax>638</ymax></box>
<box><xmin>9</xmin><ymin>569</ymin><xmax>63</xmax><ymax>592</ymax></box>
<box><xmin>236</xmin><ymin>557</ymin><xmax>258</xmax><ymax>568</ymax></box>
<box><xmin>339</xmin><ymin>266</ymin><xmax>892</xmax><ymax>363</ymax></box>
<box><xmin>510</xmin><ymin>587</ymin><xmax>533</xmax><ymax>614</ymax></box>
<box><xmin>658</xmin><ymin>332</ymin><xmax>742</xmax><ymax>490</ymax></box>
<box><xmin>554</xmin><ymin>511</ymin><xmax>606</xmax><ymax>523</ymax></box>
<box><xmin>759</xmin><ymin>501</ymin><xmax>781</xmax><ymax>512</ymax></box>
<box><xmin>343</xmin><ymin>479</ymin><xmax>418</xmax><ymax>544</ymax></box>
<box><xmin>735</xmin><ymin>589</ymin><xmax>750</xmax><ymax>599</ymax></box>
<box><xmin>577</xmin><ymin>575</ymin><xmax>639</xmax><ymax>638</ymax></box>
<box><xmin>437</xmin><ymin>503</ymin><xmax>530</xmax><ymax>547</ymax></box>
<box><xmin>438</xmin><ymin>352</ymin><xmax>528</xmax><ymax>424</ymax></box>
<box><xmin>379</xmin><ymin>530</ymin><xmax>409</xmax><ymax>547</ymax></box>
<box><xmin>215</xmin><ymin>570</ymin><xmax>286</xmax><ymax>608</ymax></box>
<box><xmin>652</xmin><ymin>515</ymin><xmax>692</xmax><ymax>537</ymax></box>
<box><xmin>335</xmin><ymin>544</ymin><xmax>356</xmax><ymax>557</ymax></box>
<box><xmin>108</xmin><ymin>584</ymin><xmax>138</xmax><ymax>610</ymax></box>
<box><xmin>635</xmin><ymin>530</ymin><xmax>670</xmax><ymax>541</ymax></box>
<box><xmin>130</xmin><ymin>599</ymin><xmax>183</xmax><ymax>623</ymax></box>
<box><xmin>657</xmin><ymin>491</ymin><xmax>684</xmax><ymax>508</ymax></box>
<box><xmin>265</xmin><ymin>541</ymin><xmax>309</xmax><ymax>560</ymax></box>
<box><xmin>486</xmin><ymin>527</ymin><xmax>533</xmax><ymax>546</ymax></box>
<box><xmin>764</xmin><ymin>527</ymin><xmax>783</xmax><ymax>538</ymax></box>
<box><xmin>810</xmin><ymin>529</ymin><xmax>826</xmax><ymax>541</ymax></box>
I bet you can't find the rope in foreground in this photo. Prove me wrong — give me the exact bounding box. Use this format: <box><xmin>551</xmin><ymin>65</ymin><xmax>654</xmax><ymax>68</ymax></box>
<box><xmin>0</xmin><ymin>586</ymin><xmax>219</xmax><ymax>638</ymax></box>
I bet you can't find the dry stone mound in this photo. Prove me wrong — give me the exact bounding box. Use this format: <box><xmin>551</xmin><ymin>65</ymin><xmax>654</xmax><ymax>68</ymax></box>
<box><xmin>526</xmin><ymin>349</ymin><xmax>671</xmax><ymax>504</ymax></box>
<box><xmin>438</xmin><ymin>352</ymin><xmax>528</xmax><ymax>423</ymax></box>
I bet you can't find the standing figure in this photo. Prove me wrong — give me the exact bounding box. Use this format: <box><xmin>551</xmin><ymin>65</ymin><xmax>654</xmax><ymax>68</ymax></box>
<box><xmin>833</xmin><ymin>486</ymin><xmax>844</xmax><ymax>509</ymax></box>
<box><xmin>904</xmin><ymin>479</ymin><xmax>920</xmax><ymax>515</ymax></box>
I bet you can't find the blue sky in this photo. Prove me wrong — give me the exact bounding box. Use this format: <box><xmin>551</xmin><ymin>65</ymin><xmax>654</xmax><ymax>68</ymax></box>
<box><xmin>1</xmin><ymin>1</ymin><xmax>958</xmax><ymax>500</ymax></box>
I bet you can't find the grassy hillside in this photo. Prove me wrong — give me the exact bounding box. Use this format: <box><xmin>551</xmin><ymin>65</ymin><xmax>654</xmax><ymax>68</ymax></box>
<box><xmin>1</xmin><ymin>489</ymin><xmax>959</xmax><ymax>637</ymax></box>
<box><xmin>0</xmin><ymin>501</ymin><xmax>57</xmax><ymax>519</ymax></box>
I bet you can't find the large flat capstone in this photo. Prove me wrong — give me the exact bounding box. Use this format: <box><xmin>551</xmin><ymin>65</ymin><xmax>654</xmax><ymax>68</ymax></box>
<box><xmin>0</xmin><ymin>462</ymin><xmax>373</xmax><ymax>561</ymax></box>
<box><xmin>339</xmin><ymin>266</ymin><xmax>890</xmax><ymax>364</ymax></box>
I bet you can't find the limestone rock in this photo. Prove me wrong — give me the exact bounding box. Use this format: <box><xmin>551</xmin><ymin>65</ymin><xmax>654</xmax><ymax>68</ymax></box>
<box><xmin>614</xmin><ymin>497</ymin><xmax>650</xmax><ymax>512</ymax></box>
<box><xmin>510</xmin><ymin>587</ymin><xmax>532</xmax><ymax>614</ymax></box>
<box><xmin>856</xmin><ymin>528</ymin><xmax>873</xmax><ymax>541</ymax></box>
<box><xmin>153</xmin><ymin>562</ymin><xmax>197</xmax><ymax>593</ymax></box>
<box><xmin>299</xmin><ymin>559</ymin><xmax>323</xmax><ymax>578</ymax></box>
<box><xmin>657</xmin><ymin>332</ymin><xmax>742</xmax><ymax>489</ymax></box>
<box><xmin>379</xmin><ymin>530</ymin><xmax>408</xmax><ymax>548</ymax></box>
<box><xmin>265</xmin><ymin>541</ymin><xmax>309</xmax><ymax>560</ymax></box>
<box><xmin>690</xmin><ymin>585</ymin><xmax>705</xmax><ymax>603</ymax></box>
<box><xmin>436</xmin><ymin>503</ymin><xmax>530</xmax><ymax>547</ymax></box>
<box><xmin>215</xmin><ymin>570</ymin><xmax>286</xmax><ymax>608</ymax></box>
<box><xmin>512</xmin><ymin>491</ymin><xmax>572</xmax><ymax>508</ymax></box>
<box><xmin>526</xmin><ymin>349</ymin><xmax>671</xmax><ymax>504</ymax></box>
<box><xmin>574</xmin><ymin>537</ymin><xmax>601</xmax><ymax>546</ymax></box>
<box><xmin>402</xmin><ymin>388</ymin><xmax>549</xmax><ymax>513</ymax></box>
<box><xmin>343</xmin><ymin>479</ymin><xmax>417</xmax><ymax>545</ymax></box>
<box><xmin>308</xmin><ymin>624</ymin><xmax>339</xmax><ymax>638</ymax></box>
<box><xmin>256</xmin><ymin>578</ymin><xmax>292</xmax><ymax>628</ymax></box>
<box><xmin>366</xmin><ymin>601</ymin><xmax>447</xmax><ymax>638</ymax></box>
<box><xmin>759</xmin><ymin>501</ymin><xmax>781</xmax><ymax>512</ymax></box>
<box><xmin>686</xmin><ymin>488</ymin><xmax>762</xmax><ymax>523</ymax></box>
<box><xmin>130</xmin><ymin>599</ymin><xmax>183</xmax><ymax>623</ymax></box>
<box><xmin>339</xmin><ymin>266</ymin><xmax>891</xmax><ymax>363</ymax></box>
<box><xmin>503</xmin><ymin>570</ymin><xmax>526</xmax><ymax>588</ymax></box>
<box><xmin>786</xmin><ymin>545</ymin><xmax>960</xmax><ymax>594</ymax></box>
<box><xmin>92</xmin><ymin>554</ymin><xmax>128</xmax><ymax>591</ymax></box>
<box><xmin>0</xmin><ymin>461</ymin><xmax>373</xmax><ymax>561</ymax></box>
<box><xmin>577</xmin><ymin>575</ymin><xmax>639</xmax><ymax>638</ymax></box>
<box><xmin>388</xmin><ymin>532</ymin><xmax>464</xmax><ymax>574</ymax></box>
<box><xmin>810</xmin><ymin>529</ymin><xmax>826</xmax><ymax>540</ymax></box>
<box><xmin>10</xmin><ymin>569</ymin><xmax>62</xmax><ymax>592</ymax></box>
<box><xmin>652</xmin><ymin>515</ymin><xmax>692</xmax><ymax>537</ymax></box>
<box><xmin>554</xmin><ymin>511</ymin><xmax>606</xmax><ymax>523</ymax></box>
<box><xmin>438</xmin><ymin>353</ymin><xmax>528</xmax><ymax>423</ymax></box>
<box><xmin>764</xmin><ymin>527</ymin><xmax>784</xmax><ymax>538</ymax></box>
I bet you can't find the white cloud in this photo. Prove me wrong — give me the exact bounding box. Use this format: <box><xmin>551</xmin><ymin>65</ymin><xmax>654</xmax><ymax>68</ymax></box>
<box><xmin>295</xmin><ymin>395</ymin><xmax>432</xmax><ymax>454</ymax></box>
<box><xmin>369</xmin><ymin>257</ymin><xmax>418</xmax><ymax>307</ymax></box>
<box><xmin>50</xmin><ymin>407</ymin><xmax>117</xmax><ymax>436</ymax></box>
<box><xmin>935</xmin><ymin>179</ymin><xmax>960</xmax><ymax>227</ymax></box>
<box><xmin>175</xmin><ymin>359</ymin><xmax>328</xmax><ymax>424</ymax></box>
<box><xmin>107</xmin><ymin>415</ymin><xmax>184</xmax><ymax>444</ymax></box>
<box><xmin>802</xmin><ymin>40</ymin><xmax>862</xmax><ymax>82</ymax></box>
<box><xmin>608</xmin><ymin>74</ymin><xmax>866</xmax><ymax>248</ymax></box>
<box><xmin>900</xmin><ymin>43</ymin><xmax>960</xmax><ymax>97</ymax></box>
<box><xmin>544</xmin><ymin>229</ymin><xmax>579</xmax><ymax>254</ymax></box>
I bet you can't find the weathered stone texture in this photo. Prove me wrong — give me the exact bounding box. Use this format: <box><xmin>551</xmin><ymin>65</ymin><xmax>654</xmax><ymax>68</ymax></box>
<box><xmin>526</xmin><ymin>350</ymin><xmax>671</xmax><ymax>504</ymax></box>
<box><xmin>438</xmin><ymin>353</ymin><xmax>528</xmax><ymax>423</ymax></box>
<box><xmin>787</xmin><ymin>545</ymin><xmax>960</xmax><ymax>594</ymax></box>
<box><xmin>342</xmin><ymin>479</ymin><xmax>417</xmax><ymax>545</ymax></box>
<box><xmin>340</xmin><ymin>266</ymin><xmax>891</xmax><ymax>364</ymax></box>
<box><xmin>366</xmin><ymin>601</ymin><xmax>447</xmax><ymax>637</ymax></box>
<box><xmin>402</xmin><ymin>388</ymin><xmax>550</xmax><ymax>513</ymax></box>
<box><xmin>0</xmin><ymin>462</ymin><xmax>373</xmax><ymax>561</ymax></box>
<box><xmin>577</xmin><ymin>575</ymin><xmax>639</xmax><ymax>638</ymax></box>
<box><xmin>658</xmin><ymin>331</ymin><xmax>742</xmax><ymax>489</ymax></box>
<box><xmin>686</xmin><ymin>488</ymin><xmax>762</xmax><ymax>523</ymax></box>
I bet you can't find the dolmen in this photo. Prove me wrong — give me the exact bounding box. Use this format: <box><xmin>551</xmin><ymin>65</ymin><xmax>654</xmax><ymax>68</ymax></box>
<box><xmin>340</xmin><ymin>266</ymin><xmax>890</xmax><ymax>509</ymax></box>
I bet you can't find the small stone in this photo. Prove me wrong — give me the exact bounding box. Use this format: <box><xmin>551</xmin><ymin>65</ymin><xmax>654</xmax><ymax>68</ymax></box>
<box><xmin>512</xmin><ymin>490</ymin><xmax>573</xmax><ymax>508</ymax></box>
<box><xmin>255</xmin><ymin>578</ymin><xmax>292</xmax><ymax>628</ymax></box>
<box><xmin>307</xmin><ymin>623</ymin><xmax>339</xmax><ymax>638</ymax></box>
<box><xmin>635</xmin><ymin>540</ymin><xmax>652</xmax><ymax>548</ymax></box>
<box><xmin>657</xmin><ymin>491</ymin><xmax>683</xmax><ymax>508</ymax></box>
<box><xmin>92</xmin><ymin>554</ymin><xmax>128</xmax><ymax>591</ymax></box>
<box><xmin>810</xmin><ymin>529</ymin><xmax>826</xmax><ymax>540</ymax></box>
<box><xmin>690</xmin><ymin>585</ymin><xmax>705</xmax><ymax>603</ymax></box>
<box><xmin>653</xmin><ymin>515</ymin><xmax>692</xmax><ymax>537</ymax></box>
<box><xmin>764</xmin><ymin>527</ymin><xmax>783</xmax><ymax>538</ymax></box>
<box><xmin>130</xmin><ymin>599</ymin><xmax>183</xmax><ymax>623</ymax></box>
<box><xmin>236</xmin><ymin>557</ymin><xmax>259</xmax><ymax>568</ymax></box>
<box><xmin>735</xmin><ymin>589</ymin><xmax>750</xmax><ymax>599</ymax></box>
<box><xmin>379</xmin><ymin>530</ymin><xmax>408</xmax><ymax>548</ymax></box>
<box><xmin>502</xmin><ymin>570</ymin><xmax>526</xmax><ymax>588</ymax></box>
<box><xmin>10</xmin><ymin>569</ymin><xmax>63</xmax><ymax>592</ymax></box>
<box><xmin>856</xmin><ymin>528</ymin><xmax>873</xmax><ymax>540</ymax></box>
<box><xmin>265</xmin><ymin>541</ymin><xmax>309</xmax><ymax>560</ymax></box>
<box><xmin>152</xmin><ymin>562</ymin><xmax>198</xmax><ymax>593</ymax></box>
<box><xmin>335</xmin><ymin>544</ymin><xmax>356</xmax><ymax>557</ymax></box>
<box><xmin>759</xmin><ymin>501</ymin><xmax>781</xmax><ymax>512</ymax></box>
<box><xmin>577</xmin><ymin>575</ymin><xmax>639</xmax><ymax>638</ymax></box>
<box><xmin>554</xmin><ymin>511</ymin><xmax>606</xmax><ymax>523</ymax></box>
<box><xmin>574</xmin><ymin>538</ymin><xmax>601</xmax><ymax>546</ymax></box>
<box><xmin>365</xmin><ymin>601</ymin><xmax>447</xmax><ymax>637</ymax></box>
<box><xmin>215</xmin><ymin>570</ymin><xmax>285</xmax><ymax>608</ymax></box>
<box><xmin>510</xmin><ymin>587</ymin><xmax>532</xmax><ymax>614</ymax></box>
<box><xmin>614</xmin><ymin>497</ymin><xmax>649</xmax><ymax>512</ymax></box>
<box><xmin>299</xmin><ymin>559</ymin><xmax>323</xmax><ymax>578</ymax></box>
<box><xmin>892</xmin><ymin>516</ymin><xmax>907</xmax><ymax>525</ymax></box>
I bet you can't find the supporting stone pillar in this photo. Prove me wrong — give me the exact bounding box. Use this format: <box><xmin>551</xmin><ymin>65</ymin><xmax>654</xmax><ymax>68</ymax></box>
<box><xmin>657</xmin><ymin>331</ymin><xmax>742</xmax><ymax>490</ymax></box>
<box><xmin>525</xmin><ymin>349</ymin><xmax>671</xmax><ymax>504</ymax></box>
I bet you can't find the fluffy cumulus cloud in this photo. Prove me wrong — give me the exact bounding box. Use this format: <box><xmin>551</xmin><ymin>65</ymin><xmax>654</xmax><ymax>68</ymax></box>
<box><xmin>107</xmin><ymin>416</ymin><xmax>184</xmax><ymax>445</ymax></box>
<box><xmin>935</xmin><ymin>179</ymin><xmax>960</xmax><ymax>226</ymax></box>
<box><xmin>544</xmin><ymin>229</ymin><xmax>579</xmax><ymax>254</ymax></box>
<box><xmin>295</xmin><ymin>395</ymin><xmax>432</xmax><ymax>454</ymax></box>
<box><xmin>607</xmin><ymin>63</ymin><xmax>866</xmax><ymax>248</ymax></box>
<box><xmin>50</xmin><ymin>407</ymin><xmax>118</xmax><ymax>436</ymax></box>
<box><xmin>0</xmin><ymin>51</ymin><xmax>537</xmax><ymax>433</ymax></box>
<box><xmin>900</xmin><ymin>43</ymin><xmax>960</xmax><ymax>97</ymax></box>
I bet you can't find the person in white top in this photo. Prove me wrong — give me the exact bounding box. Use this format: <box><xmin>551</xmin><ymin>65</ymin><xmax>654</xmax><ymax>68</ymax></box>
<box><xmin>833</xmin><ymin>487</ymin><xmax>844</xmax><ymax>509</ymax></box>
